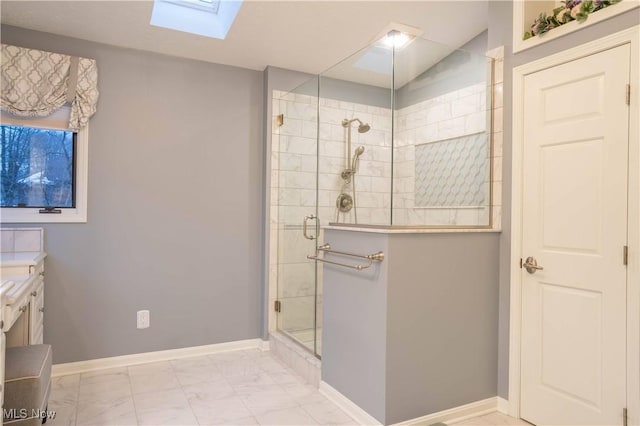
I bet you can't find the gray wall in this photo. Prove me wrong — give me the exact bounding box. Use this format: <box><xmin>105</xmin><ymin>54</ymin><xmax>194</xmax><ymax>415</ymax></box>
<box><xmin>462</xmin><ymin>29</ymin><xmax>490</xmax><ymax>55</ymax></box>
<box><xmin>322</xmin><ymin>230</ymin><xmax>389</xmax><ymax>423</ymax></box>
<box><xmin>274</xmin><ymin>74</ymin><xmax>392</xmax><ymax>109</ymax></box>
<box><xmin>385</xmin><ymin>233</ymin><xmax>499</xmax><ymax>423</ymax></box>
<box><xmin>319</xmin><ymin>78</ymin><xmax>391</xmax><ymax>109</ymax></box>
<box><xmin>395</xmin><ymin>30</ymin><xmax>489</xmax><ymax>109</ymax></box>
<box><xmin>322</xmin><ymin>229</ymin><xmax>499</xmax><ymax>424</ymax></box>
<box><xmin>1</xmin><ymin>25</ymin><xmax>265</xmax><ymax>364</ymax></box>
<box><xmin>488</xmin><ymin>4</ymin><xmax>639</xmax><ymax>399</ymax></box>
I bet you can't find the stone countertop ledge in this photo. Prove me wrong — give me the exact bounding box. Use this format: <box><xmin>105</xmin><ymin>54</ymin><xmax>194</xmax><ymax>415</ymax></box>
<box><xmin>323</xmin><ymin>225</ymin><xmax>501</xmax><ymax>234</ymax></box>
<box><xmin>0</xmin><ymin>251</ymin><xmax>47</xmax><ymax>267</ymax></box>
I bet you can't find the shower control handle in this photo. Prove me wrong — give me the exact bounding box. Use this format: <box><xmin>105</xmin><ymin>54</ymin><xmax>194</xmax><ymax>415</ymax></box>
<box><xmin>303</xmin><ymin>215</ymin><xmax>317</xmax><ymax>240</ymax></box>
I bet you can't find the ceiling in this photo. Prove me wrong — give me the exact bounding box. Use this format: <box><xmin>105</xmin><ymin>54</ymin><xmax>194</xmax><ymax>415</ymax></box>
<box><xmin>0</xmin><ymin>1</ymin><xmax>488</xmax><ymax>76</ymax></box>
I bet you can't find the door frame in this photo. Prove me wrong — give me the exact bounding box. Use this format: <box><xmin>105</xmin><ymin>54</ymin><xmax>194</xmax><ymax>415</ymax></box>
<box><xmin>509</xmin><ymin>26</ymin><xmax>640</xmax><ymax>421</ymax></box>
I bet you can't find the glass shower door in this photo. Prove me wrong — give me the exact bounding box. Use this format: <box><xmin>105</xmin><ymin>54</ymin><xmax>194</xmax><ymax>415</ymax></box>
<box><xmin>274</xmin><ymin>78</ymin><xmax>321</xmax><ymax>356</ymax></box>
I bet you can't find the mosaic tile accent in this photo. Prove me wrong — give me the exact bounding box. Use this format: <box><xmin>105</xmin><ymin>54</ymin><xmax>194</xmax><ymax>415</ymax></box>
<box><xmin>414</xmin><ymin>133</ymin><xmax>488</xmax><ymax>207</ymax></box>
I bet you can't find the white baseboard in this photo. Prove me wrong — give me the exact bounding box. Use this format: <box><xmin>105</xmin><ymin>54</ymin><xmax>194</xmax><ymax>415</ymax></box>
<box><xmin>497</xmin><ymin>397</ymin><xmax>510</xmax><ymax>415</ymax></box>
<box><xmin>258</xmin><ymin>339</ymin><xmax>271</xmax><ymax>351</ymax></box>
<box><xmin>391</xmin><ymin>397</ymin><xmax>498</xmax><ymax>426</ymax></box>
<box><xmin>320</xmin><ymin>380</ymin><xmax>498</xmax><ymax>426</ymax></box>
<box><xmin>52</xmin><ymin>338</ymin><xmax>268</xmax><ymax>377</ymax></box>
<box><xmin>319</xmin><ymin>381</ymin><xmax>382</xmax><ymax>425</ymax></box>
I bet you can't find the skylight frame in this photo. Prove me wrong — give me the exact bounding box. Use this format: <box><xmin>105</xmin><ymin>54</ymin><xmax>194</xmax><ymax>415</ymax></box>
<box><xmin>150</xmin><ymin>0</ymin><xmax>243</xmax><ymax>40</ymax></box>
<box><xmin>164</xmin><ymin>0</ymin><xmax>221</xmax><ymax>14</ymax></box>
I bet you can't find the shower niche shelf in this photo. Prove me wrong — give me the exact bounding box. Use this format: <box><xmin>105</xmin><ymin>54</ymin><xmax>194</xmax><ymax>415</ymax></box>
<box><xmin>513</xmin><ymin>0</ymin><xmax>639</xmax><ymax>53</ymax></box>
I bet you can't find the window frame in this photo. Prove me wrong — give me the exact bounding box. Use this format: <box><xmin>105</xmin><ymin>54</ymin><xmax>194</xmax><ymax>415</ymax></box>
<box><xmin>1</xmin><ymin>108</ymin><xmax>89</xmax><ymax>223</ymax></box>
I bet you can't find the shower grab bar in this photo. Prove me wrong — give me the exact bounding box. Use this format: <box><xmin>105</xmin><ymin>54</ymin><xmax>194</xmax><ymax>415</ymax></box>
<box><xmin>307</xmin><ymin>243</ymin><xmax>384</xmax><ymax>271</ymax></box>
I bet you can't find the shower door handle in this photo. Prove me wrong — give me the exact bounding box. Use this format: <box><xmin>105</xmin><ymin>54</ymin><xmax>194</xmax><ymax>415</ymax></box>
<box><xmin>303</xmin><ymin>215</ymin><xmax>318</xmax><ymax>240</ymax></box>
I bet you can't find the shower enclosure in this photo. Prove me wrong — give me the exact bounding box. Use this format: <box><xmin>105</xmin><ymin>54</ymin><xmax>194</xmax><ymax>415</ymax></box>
<box><xmin>270</xmin><ymin>33</ymin><xmax>495</xmax><ymax>356</ymax></box>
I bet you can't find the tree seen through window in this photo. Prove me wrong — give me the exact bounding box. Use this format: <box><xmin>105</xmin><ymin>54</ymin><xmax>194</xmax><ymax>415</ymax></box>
<box><xmin>0</xmin><ymin>125</ymin><xmax>75</xmax><ymax>208</ymax></box>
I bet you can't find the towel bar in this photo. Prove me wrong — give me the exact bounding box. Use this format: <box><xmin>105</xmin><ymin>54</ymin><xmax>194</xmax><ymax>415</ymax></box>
<box><xmin>307</xmin><ymin>243</ymin><xmax>384</xmax><ymax>270</ymax></box>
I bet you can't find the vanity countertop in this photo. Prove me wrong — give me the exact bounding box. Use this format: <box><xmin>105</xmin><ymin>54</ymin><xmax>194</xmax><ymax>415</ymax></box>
<box><xmin>0</xmin><ymin>280</ymin><xmax>16</xmax><ymax>299</ymax></box>
<box><xmin>0</xmin><ymin>251</ymin><xmax>47</xmax><ymax>267</ymax></box>
<box><xmin>1</xmin><ymin>274</ymin><xmax>34</xmax><ymax>304</ymax></box>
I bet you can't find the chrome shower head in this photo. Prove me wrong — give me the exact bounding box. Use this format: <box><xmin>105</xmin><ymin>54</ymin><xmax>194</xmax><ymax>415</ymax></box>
<box><xmin>357</xmin><ymin>123</ymin><xmax>370</xmax><ymax>133</ymax></box>
<box><xmin>342</xmin><ymin>118</ymin><xmax>371</xmax><ymax>133</ymax></box>
<box><xmin>351</xmin><ymin>145</ymin><xmax>365</xmax><ymax>172</ymax></box>
<box><xmin>342</xmin><ymin>118</ymin><xmax>370</xmax><ymax>176</ymax></box>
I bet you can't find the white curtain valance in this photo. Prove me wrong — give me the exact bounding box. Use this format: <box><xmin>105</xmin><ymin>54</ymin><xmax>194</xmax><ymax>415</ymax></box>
<box><xmin>1</xmin><ymin>44</ymin><xmax>99</xmax><ymax>131</ymax></box>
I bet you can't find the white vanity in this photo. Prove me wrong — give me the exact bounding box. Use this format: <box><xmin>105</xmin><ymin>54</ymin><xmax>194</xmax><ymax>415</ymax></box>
<box><xmin>0</xmin><ymin>228</ymin><xmax>47</xmax><ymax>418</ymax></box>
<box><xmin>1</xmin><ymin>229</ymin><xmax>46</xmax><ymax>346</ymax></box>
<box><xmin>1</xmin><ymin>259</ymin><xmax>46</xmax><ymax>347</ymax></box>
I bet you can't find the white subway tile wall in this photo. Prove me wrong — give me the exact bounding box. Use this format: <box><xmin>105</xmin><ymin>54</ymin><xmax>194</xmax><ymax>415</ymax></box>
<box><xmin>393</xmin><ymin>82</ymin><xmax>491</xmax><ymax>226</ymax></box>
<box><xmin>316</xmin><ymin>97</ymin><xmax>393</xmax><ymax>226</ymax></box>
<box><xmin>0</xmin><ymin>229</ymin><xmax>15</xmax><ymax>252</ymax></box>
<box><xmin>0</xmin><ymin>228</ymin><xmax>44</xmax><ymax>252</ymax></box>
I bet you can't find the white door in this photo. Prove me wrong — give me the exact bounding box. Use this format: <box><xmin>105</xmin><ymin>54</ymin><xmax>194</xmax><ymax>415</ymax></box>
<box><xmin>520</xmin><ymin>44</ymin><xmax>630</xmax><ymax>425</ymax></box>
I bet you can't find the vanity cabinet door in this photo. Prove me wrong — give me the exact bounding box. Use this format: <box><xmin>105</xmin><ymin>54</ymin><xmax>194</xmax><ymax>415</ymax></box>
<box><xmin>29</xmin><ymin>280</ymin><xmax>44</xmax><ymax>345</ymax></box>
<box><xmin>29</xmin><ymin>263</ymin><xmax>44</xmax><ymax>345</ymax></box>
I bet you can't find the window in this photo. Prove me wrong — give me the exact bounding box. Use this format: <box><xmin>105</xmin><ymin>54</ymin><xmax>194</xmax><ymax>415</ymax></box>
<box><xmin>0</xmin><ymin>107</ymin><xmax>88</xmax><ymax>223</ymax></box>
<box><xmin>1</xmin><ymin>126</ymin><xmax>76</xmax><ymax>208</ymax></box>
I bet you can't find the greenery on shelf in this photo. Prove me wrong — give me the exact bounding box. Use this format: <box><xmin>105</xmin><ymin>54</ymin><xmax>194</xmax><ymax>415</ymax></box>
<box><xmin>523</xmin><ymin>0</ymin><xmax>623</xmax><ymax>40</ymax></box>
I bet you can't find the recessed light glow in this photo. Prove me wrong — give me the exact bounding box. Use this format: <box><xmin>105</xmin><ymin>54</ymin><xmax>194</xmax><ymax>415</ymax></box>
<box><xmin>371</xmin><ymin>23</ymin><xmax>422</xmax><ymax>51</ymax></box>
<box><xmin>381</xmin><ymin>30</ymin><xmax>412</xmax><ymax>49</ymax></box>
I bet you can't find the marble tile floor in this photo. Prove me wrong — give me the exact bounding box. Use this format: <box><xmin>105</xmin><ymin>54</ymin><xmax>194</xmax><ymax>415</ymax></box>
<box><xmin>47</xmin><ymin>348</ymin><xmax>356</xmax><ymax>426</ymax></box>
<box><xmin>452</xmin><ymin>412</ymin><xmax>532</xmax><ymax>426</ymax></box>
<box><xmin>47</xmin><ymin>347</ymin><xmax>529</xmax><ymax>426</ymax></box>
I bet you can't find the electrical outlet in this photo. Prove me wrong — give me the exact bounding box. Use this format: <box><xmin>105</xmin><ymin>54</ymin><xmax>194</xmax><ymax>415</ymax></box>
<box><xmin>137</xmin><ymin>310</ymin><xmax>150</xmax><ymax>329</ymax></box>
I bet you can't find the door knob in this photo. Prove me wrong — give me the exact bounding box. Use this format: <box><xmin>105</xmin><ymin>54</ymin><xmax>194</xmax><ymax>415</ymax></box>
<box><xmin>523</xmin><ymin>256</ymin><xmax>544</xmax><ymax>274</ymax></box>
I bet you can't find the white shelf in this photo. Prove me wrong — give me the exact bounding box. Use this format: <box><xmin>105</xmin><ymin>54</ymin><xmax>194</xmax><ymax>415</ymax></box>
<box><xmin>513</xmin><ymin>0</ymin><xmax>640</xmax><ymax>53</ymax></box>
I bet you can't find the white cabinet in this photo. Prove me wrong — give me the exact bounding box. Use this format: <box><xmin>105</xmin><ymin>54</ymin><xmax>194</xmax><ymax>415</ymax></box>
<box><xmin>0</xmin><ymin>228</ymin><xmax>46</xmax><ymax>426</ymax></box>
<box><xmin>2</xmin><ymin>260</ymin><xmax>45</xmax><ymax>347</ymax></box>
<box><xmin>29</xmin><ymin>277</ymin><xmax>44</xmax><ymax>345</ymax></box>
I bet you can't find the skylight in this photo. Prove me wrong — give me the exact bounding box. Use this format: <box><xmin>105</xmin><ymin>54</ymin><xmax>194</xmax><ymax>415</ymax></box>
<box><xmin>150</xmin><ymin>0</ymin><xmax>243</xmax><ymax>40</ymax></box>
<box><xmin>354</xmin><ymin>46</ymin><xmax>393</xmax><ymax>76</ymax></box>
<box><xmin>167</xmin><ymin>0</ymin><xmax>221</xmax><ymax>14</ymax></box>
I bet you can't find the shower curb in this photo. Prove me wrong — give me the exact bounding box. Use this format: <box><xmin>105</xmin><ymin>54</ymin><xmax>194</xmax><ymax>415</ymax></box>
<box><xmin>269</xmin><ymin>331</ymin><xmax>321</xmax><ymax>387</ymax></box>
